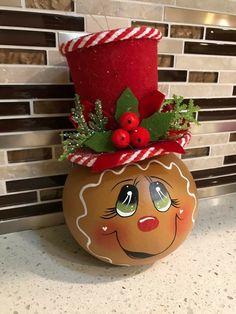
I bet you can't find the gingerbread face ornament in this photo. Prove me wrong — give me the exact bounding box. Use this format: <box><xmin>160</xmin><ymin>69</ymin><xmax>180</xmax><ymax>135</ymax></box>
<box><xmin>60</xmin><ymin>27</ymin><xmax>199</xmax><ymax>266</ymax></box>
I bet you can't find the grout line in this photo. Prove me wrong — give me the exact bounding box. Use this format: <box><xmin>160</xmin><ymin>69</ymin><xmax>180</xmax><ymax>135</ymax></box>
<box><xmin>0</xmin><ymin>181</ymin><xmax>7</xmax><ymax>195</ymax></box>
<box><xmin>202</xmin><ymin>25</ymin><xmax>206</xmax><ymax>40</ymax></box>
<box><xmin>29</xmin><ymin>100</ymin><xmax>34</xmax><ymax>115</ymax></box>
<box><xmin>36</xmin><ymin>190</ymin><xmax>41</xmax><ymax>202</ymax></box>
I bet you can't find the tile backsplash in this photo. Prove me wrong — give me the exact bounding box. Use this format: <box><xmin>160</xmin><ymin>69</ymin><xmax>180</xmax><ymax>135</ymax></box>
<box><xmin>0</xmin><ymin>0</ymin><xmax>235</xmax><ymax>233</ymax></box>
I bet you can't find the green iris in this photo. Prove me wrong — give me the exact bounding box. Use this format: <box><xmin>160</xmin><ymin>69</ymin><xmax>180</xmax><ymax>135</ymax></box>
<box><xmin>116</xmin><ymin>184</ymin><xmax>138</xmax><ymax>217</ymax></box>
<box><xmin>149</xmin><ymin>182</ymin><xmax>171</xmax><ymax>212</ymax></box>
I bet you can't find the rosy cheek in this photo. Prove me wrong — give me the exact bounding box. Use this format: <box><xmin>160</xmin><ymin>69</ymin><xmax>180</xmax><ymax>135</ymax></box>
<box><xmin>176</xmin><ymin>206</ymin><xmax>194</xmax><ymax>236</ymax></box>
<box><xmin>92</xmin><ymin>221</ymin><xmax>126</xmax><ymax>248</ymax></box>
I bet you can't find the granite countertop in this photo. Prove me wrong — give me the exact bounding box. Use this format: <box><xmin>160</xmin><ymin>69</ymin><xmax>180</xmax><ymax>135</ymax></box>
<box><xmin>0</xmin><ymin>194</ymin><xmax>235</xmax><ymax>314</ymax></box>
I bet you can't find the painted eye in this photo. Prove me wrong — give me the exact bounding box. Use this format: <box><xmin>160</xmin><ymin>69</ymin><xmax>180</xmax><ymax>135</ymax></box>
<box><xmin>149</xmin><ymin>182</ymin><xmax>171</xmax><ymax>212</ymax></box>
<box><xmin>116</xmin><ymin>184</ymin><xmax>138</xmax><ymax>217</ymax></box>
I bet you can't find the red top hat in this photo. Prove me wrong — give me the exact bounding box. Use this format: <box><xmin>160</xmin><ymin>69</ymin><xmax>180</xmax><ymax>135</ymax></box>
<box><xmin>61</xmin><ymin>27</ymin><xmax>162</xmax><ymax>115</ymax></box>
<box><xmin>60</xmin><ymin>27</ymin><xmax>196</xmax><ymax>172</ymax></box>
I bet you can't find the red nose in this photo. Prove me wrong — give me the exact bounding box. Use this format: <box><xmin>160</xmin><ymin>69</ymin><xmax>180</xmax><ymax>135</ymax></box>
<box><xmin>138</xmin><ymin>216</ymin><xmax>159</xmax><ymax>232</ymax></box>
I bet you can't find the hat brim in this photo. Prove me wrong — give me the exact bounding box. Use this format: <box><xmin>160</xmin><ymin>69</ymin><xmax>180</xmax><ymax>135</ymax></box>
<box><xmin>67</xmin><ymin>132</ymin><xmax>191</xmax><ymax>172</ymax></box>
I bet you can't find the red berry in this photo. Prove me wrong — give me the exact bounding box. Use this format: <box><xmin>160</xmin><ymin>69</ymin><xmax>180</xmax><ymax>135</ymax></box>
<box><xmin>180</xmin><ymin>118</ymin><xmax>190</xmax><ymax>129</ymax></box>
<box><xmin>161</xmin><ymin>103</ymin><xmax>175</xmax><ymax>113</ymax></box>
<box><xmin>112</xmin><ymin>129</ymin><xmax>130</xmax><ymax>149</ymax></box>
<box><xmin>130</xmin><ymin>127</ymin><xmax>150</xmax><ymax>148</ymax></box>
<box><xmin>119</xmin><ymin>112</ymin><xmax>140</xmax><ymax>131</ymax></box>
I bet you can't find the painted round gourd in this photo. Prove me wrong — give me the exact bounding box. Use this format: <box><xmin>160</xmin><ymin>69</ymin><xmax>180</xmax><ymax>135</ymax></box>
<box><xmin>63</xmin><ymin>153</ymin><xmax>197</xmax><ymax>266</ymax></box>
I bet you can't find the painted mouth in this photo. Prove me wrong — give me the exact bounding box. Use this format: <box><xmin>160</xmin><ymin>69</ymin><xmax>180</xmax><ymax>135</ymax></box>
<box><xmin>123</xmin><ymin>249</ymin><xmax>156</xmax><ymax>259</ymax></box>
<box><xmin>107</xmin><ymin>215</ymin><xmax>179</xmax><ymax>259</ymax></box>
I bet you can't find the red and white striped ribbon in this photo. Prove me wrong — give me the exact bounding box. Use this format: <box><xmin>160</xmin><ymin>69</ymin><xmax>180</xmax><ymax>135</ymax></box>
<box><xmin>67</xmin><ymin>132</ymin><xmax>191</xmax><ymax>169</ymax></box>
<box><xmin>60</xmin><ymin>26</ymin><xmax>162</xmax><ymax>55</ymax></box>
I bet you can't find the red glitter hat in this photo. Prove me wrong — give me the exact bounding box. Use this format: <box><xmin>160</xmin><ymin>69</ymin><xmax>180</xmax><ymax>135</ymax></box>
<box><xmin>60</xmin><ymin>27</ymin><xmax>198</xmax><ymax>172</ymax></box>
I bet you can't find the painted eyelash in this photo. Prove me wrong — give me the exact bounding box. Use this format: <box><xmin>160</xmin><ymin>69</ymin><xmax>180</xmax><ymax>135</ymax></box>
<box><xmin>171</xmin><ymin>198</ymin><xmax>180</xmax><ymax>208</ymax></box>
<box><xmin>100</xmin><ymin>207</ymin><xmax>117</xmax><ymax>219</ymax></box>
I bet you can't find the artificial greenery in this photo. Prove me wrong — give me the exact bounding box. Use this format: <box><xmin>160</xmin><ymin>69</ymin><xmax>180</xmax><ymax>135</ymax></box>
<box><xmin>162</xmin><ymin>95</ymin><xmax>200</xmax><ymax>131</ymax></box>
<box><xmin>59</xmin><ymin>95</ymin><xmax>110</xmax><ymax>160</ymax></box>
<box><xmin>85</xmin><ymin>131</ymin><xmax>115</xmax><ymax>153</ymax></box>
<box><xmin>140</xmin><ymin>112</ymin><xmax>174</xmax><ymax>141</ymax></box>
<box><xmin>115</xmin><ymin>88</ymin><xmax>139</xmax><ymax>121</ymax></box>
<box><xmin>59</xmin><ymin>91</ymin><xmax>200</xmax><ymax>160</ymax></box>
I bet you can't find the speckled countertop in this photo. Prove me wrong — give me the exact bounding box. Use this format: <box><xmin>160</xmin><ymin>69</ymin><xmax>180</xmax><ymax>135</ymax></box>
<box><xmin>0</xmin><ymin>194</ymin><xmax>236</xmax><ymax>314</ymax></box>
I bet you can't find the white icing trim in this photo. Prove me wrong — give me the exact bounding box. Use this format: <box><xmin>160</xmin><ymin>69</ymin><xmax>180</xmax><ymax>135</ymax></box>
<box><xmin>76</xmin><ymin>158</ymin><xmax>197</xmax><ymax>264</ymax></box>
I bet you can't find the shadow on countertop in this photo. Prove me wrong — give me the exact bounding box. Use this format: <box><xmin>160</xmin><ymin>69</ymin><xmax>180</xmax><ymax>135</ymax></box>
<box><xmin>14</xmin><ymin>193</ymin><xmax>235</xmax><ymax>284</ymax></box>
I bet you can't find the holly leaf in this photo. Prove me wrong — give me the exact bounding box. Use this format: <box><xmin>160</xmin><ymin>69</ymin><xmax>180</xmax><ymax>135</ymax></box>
<box><xmin>140</xmin><ymin>112</ymin><xmax>174</xmax><ymax>141</ymax></box>
<box><xmin>85</xmin><ymin>131</ymin><xmax>115</xmax><ymax>153</ymax></box>
<box><xmin>115</xmin><ymin>88</ymin><xmax>139</xmax><ymax>122</ymax></box>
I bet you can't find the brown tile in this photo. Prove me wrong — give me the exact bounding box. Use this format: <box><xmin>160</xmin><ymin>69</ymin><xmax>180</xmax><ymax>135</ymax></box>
<box><xmin>0</xmin><ymin>117</ymin><xmax>72</xmax><ymax>133</ymax></box>
<box><xmin>188</xmin><ymin>133</ymin><xmax>229</xmax><ymax>148</ymax></box>
<box><xmin>0</xmin><ymin>191</ymin><xmax>37</xmax><ymax>208</ymax></box>
<box><xmin>197</xmin><ymin>184</ymin><xmax>236</xmax><ymax>199</ymax></box>
<box><xmin>47</xmin><ymin>51</ymin><xmax>66</xmax><ymax>66</ymax></box>
<box><xmin>189</xmin><ymin>97</ymin><xmax>236</xmax><ymax>109</ymax></box>
<box><xmin>7</xmin><ymin>148</ymin><xmax>52</xmax><ymax>163</ymax></box>
<box><xmin>0</xmin><ymin>131</ymin><xmax>61</xmax><ymax>149</ymax></box>
<box><xmin>189</xmin><ymin>72</ymin><xmax>218</xmax><ymax>83</ymax></box>
<box><xmin>182</xmin><ymin>156</ymin><xmax>224</xmax><ymax>171</ymax></box>
<box><xmin>191</xmin><ymin>121</ymin><xmax>235</xmax><ymax>134</ymax></box>
<box><xmin>176</xmin><ymin>55</ymin><xmax>236</xmax><ymax>71</ymax></box>
<box><xmin>182</xmin><ymin>147</ymin><xmax>210</xmax><ymax>159</ymax></box>
<box><xmin>158</xmin><ymin>55</ymin><xmax>174</xmax><ymax>68</ymax></box>
<box><xmin>40</xmin><ymin>188</ymin><xmax>63</xmax><ymax>201</ymax></box>
<box><xmin>0</xmin><ymin>29</ymin><xmax>56</xmax><ymax>47</ymax></box>
<box><xmin>0</xmin><ymin>0</ymin><xmax>21</xmax><ymax>7</ymax></box>
<box><xmin>0</xmin><ymin>102</ymin><xmax>30</xmax><ymax>116</ymax></box>
<box><xmin>198</xmin><ymin>110</ymin><xmax>236</xmax><ymax>121</ymax></box>
<box><xmin>206</xmin><ymin>28</ymin><xmax>236</xmax><ymax>42</ymax></box>
<box><xmin>0</xmin><ymin>67</ymin><xmax>69</xmax><ymax>84</ymax></box>
<box><xmin>185</xmin><ymin>42</ymin><xmax>236</xmax><ymax>56</ymax></box>
<box><xmin>159</xmin><ymin>70</ymin><xmax>187</xmax><ymax>82</ymax></box>
<box><xmin>192</xmin><ymin>165</ymin><xmax>236</xmax><ymax>180</ymax></box>
<box><xmin>224</xmin><ymin>155</ymin><xmax>236</xmax><ymax>164</ymax></box>
<box><xmin>230</xmin><ymin>133</ymin><xmax>236</xmax><ymax>142</ymax></box>
<box><xmin>159</xmin><ymin>38</ymin><xmax>183</xmax><ymax>53</ymax></box>
<box><xmin>0</xmin><ymin>84</ymin><xmax>74</xmax><ymax>99</ymax></box>
<box><xmin>0</xmin><ymin>160</ymin><xmax>71</xmax><ymax>180</ymax></box>
<box><xmin>211</xmin><ymin>143</ymin><xmax>236</xmax><ymax>156</ymax></box>
<box><xmin>0</xmin><ymin>48</ymin><xmax>46</xmax><ymax>65</ymax></box>
<box><xmin>6</xmin><ymin>175</ymin><xmax>67</xmax><ymax>192</ymax></box>
<box><xmin>0</xmin><ymin>151</ymin><xmax>6</xmax><ymax>165</ymax></box>
<box><xmin>0</xmin><ymin>201</ymin><xmax>62</xmax><ymax>220</ymax></box>
<box><xmin>196</xmin><ymin>175</ymin><xmax>236</xmax><ymax>189</ymax></box>
<box><xmin>53</xmin><ymin>145</ymin><xmax>63</xmax><ymax>159</ymax></box>
<box><xmin>165</xmin><ymin>7</ymin><xmax>236</xmax><ymax>28</ymax></box>
<box><xmin>132</xmin><ymin>21</ymin><xmax>168</xmax><ymax>36</ymax></box>
<box><xmin>25</xmin><ymin>0</ymin><xmax>73</xmax><ymax>11</ymax></box>
<box><xmin>158</xmin><ymin>83</ymin><xmax>169</xmax><ymax>96</ymax></box>
<box><xmin>170</xmin><ymin>84</ymin><xmax>232</xmax><ymax>98</ymax></box>
<box><xmin>76</xmin><ymin>0</ymin><xmax>163</xmax><ymax>21</ymax></box>
<box><xmin>171</xmin><ymin>25</ymin><xmax>203</xmax><ymax>39</ymax></box>
<box><xmin>86</xmin><ymin>15</ymin><xmax>129</xmax><ymax>33</ymax></box>
<box><xmin>176</xmin><ymin>0</ymin><xmax>236</xmax><ymax>15</ymax></box>
<box><xmin>34</xmin><ymin>100</ymin><xmax>74</xmax><ymax>114</ymax></box>
<box><xmin>0</xmin><ymin>9</ymin><xmax>84</xmax><ymax>30</ymax></box>
<box><xmin>219</xmin><ymin>72</ymin><xmax>236</xmax><ymax>84</ymax></box>
<box><xmin>232</xmin><ymin>86</ymin><xmax>236</xmax><ymax>95</ymax></box>
<box><xmin>0</xmin><ymin>181</ymin><xmax>6</xmax><ymax>195</ymax></box>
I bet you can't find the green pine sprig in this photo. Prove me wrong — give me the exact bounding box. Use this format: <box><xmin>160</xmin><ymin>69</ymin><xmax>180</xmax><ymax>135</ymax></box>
<box><xmin>59</xmin><ymin>95</ymin><xmax>111</xmax><ymax>160</ymax></box>
<box><xmin>88</xmin><ymin>100</ymin><xmax>108</xmax><ymax>132</ymax></box>
<box><xmin>72</xmin><ymin>95</ymin><xmax>92</xmax><ymax>135</ymax></box>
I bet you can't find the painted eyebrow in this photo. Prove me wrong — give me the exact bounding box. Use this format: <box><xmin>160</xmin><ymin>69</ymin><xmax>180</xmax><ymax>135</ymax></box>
<box><xmin>148</xmin><ymin>176</ymin><xmax>173</xmax><ymax>188</ymax></box>
<box><xmin>111</xmin><ymin>179</ymin><xmax>134</xmax><ymax>191</ymax></box>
